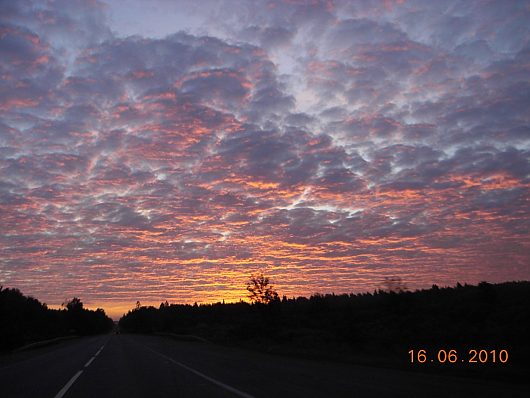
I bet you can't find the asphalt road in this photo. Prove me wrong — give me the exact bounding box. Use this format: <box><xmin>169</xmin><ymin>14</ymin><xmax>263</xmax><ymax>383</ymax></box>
<box><xmin>0</xmin><ymin>334</ymin><xmax>527</xmax><ymax>398</ymax></box>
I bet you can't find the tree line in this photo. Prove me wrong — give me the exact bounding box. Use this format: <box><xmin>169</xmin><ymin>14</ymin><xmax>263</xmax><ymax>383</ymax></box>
<box><xmin>0</xmin><ymin>286</ymin><xmax>113</xmax><ymax>351</ymax></box>
<box><xmin>119</xmin><ymin>278</ymin><xmax>530</xmax><ymax>370</ymax></box>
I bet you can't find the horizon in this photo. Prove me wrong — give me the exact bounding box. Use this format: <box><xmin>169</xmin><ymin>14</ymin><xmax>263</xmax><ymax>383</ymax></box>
<box><xmin>6</xmin><ymin>277</ymin><xmax>528</xmax><ymax>321</ymax></box>
<box><xmin>1</xmin><ymin>0</ymin><xmax>529</xmax><ymax>319</ymax></box>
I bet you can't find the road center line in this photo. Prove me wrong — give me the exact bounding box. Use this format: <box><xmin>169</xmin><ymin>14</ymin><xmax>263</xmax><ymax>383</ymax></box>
<box><xmin>142</xmin><ymin>344</ymin><xmax>256</xmax><ymax>398</ymax></box>
<box><xmin>53</xmin><ymin>343</ymin><xmax>104</xmax><ymax>398</ymax></box>
<box><xmin>54</xmin><ymin>370</ymin><xmax>83</xmax><ymax>398</ymax></box>
<box><xmin>94</xmin><ymin>345</ymin><xmax>105</xmax><ymax>357</ymax></box>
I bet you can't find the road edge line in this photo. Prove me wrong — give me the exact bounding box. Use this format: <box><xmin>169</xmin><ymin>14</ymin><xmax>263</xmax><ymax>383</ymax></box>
<box><xmin>84</xmin><ymin>356</ymin><xmax>95</xmax><ymax>368</ymax></box>
<box><xmin>142</xmin><ymin>344</ymin><xmax>256</xmax><ymax>398</ymax></box>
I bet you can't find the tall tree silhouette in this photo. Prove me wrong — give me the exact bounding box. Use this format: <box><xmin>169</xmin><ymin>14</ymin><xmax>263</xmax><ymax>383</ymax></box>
<box><xmin>246</xmin><ymin>272</ymin><xmax>279</xmax><ymax>304</ymax></box>
<box><xmin>64</xmin><ymin>297</ymin><xmax>83</xmax><ymax>312</ymax></box>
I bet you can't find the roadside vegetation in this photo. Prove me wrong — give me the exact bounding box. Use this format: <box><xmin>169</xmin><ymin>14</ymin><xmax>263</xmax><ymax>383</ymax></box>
<box><xmin>119</xmin><ymin>277</ymin><xmax>530</xmax><ymax>378</ymax></box>
<box><xmin>0</xmin><ymin>287</ymin><xmax>114</xmax><ymax>351</ymax></box>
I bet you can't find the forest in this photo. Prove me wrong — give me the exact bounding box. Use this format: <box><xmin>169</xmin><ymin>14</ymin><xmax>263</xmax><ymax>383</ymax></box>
<box><xmin>119</xmin><ymin>280</ymin><xmax>530</xmax><ymax>377</ymax></box>
<box><xmin>2</xmin><ymin>280</ymin><xmax>528</xmax><ymax>379</ymax></box>
<box><xmin>0</xmin><ymin>287</ymin><xmax>114</xmax><ymax>351</ymax></box>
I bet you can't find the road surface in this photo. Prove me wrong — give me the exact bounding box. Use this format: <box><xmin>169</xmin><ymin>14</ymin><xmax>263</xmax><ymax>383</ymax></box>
<box><xmin>0</xmin><ymin>334</ymin><xmax>527</xmax><ymax>397</ymax></box>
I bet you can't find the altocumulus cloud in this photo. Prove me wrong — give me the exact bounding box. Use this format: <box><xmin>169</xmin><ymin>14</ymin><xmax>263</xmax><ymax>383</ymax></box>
<box><xmin>0</xmin><ymin>0</ymin><xmax>529</xmax><ymax>315</ymax></box>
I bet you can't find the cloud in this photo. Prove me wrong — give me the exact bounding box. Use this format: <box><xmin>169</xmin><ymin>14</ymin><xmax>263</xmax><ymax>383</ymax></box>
<box><xmin>0</xmin><ymin>0</ymin><xmax>529</xmax><ymax>313</ymax></box>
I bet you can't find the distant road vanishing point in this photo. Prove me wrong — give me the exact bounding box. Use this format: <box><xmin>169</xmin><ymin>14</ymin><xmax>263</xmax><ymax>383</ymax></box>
<box><xmin>0</xmin><ymin>334</ymin><xmax>526</xmax><ymax>398</ymax></box>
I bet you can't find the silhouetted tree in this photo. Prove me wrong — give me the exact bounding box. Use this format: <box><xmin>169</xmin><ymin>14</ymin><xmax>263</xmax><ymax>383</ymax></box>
<box><xmin>246</xmin><ymin>272</ymin><xmax>279</xmax><ymax>304</ymax></box>
<box><xmin>0</xmin><ymin>289</ymin><xmax>112</xmax><ymax>351</ymax></box>
<box><xmin>63</xmin><ymin>297</ymin><xmax>83</xmax><ymax>312</ymax></box>
<box><xmin>117</xmin><ymin>280</ymin><xmax>530</xmax><ymax>376</ymax></box>
<box><xmin>382</xmin><ymin>277</ymin><xmax>408</xmax><ymax>293</ymax></box>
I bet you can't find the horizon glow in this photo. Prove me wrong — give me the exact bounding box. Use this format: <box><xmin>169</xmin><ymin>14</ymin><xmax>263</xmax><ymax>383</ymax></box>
<box><xmin>1</xmin><ymin>0</ymin><xmax>529</xmax><ymax>319</ymax></box>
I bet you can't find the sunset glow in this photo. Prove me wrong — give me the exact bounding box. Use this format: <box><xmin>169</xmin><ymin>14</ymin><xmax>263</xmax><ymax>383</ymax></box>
<box><xmin>1</xmin><ymin>0</ymin><xmax>529</xmax><ymax>319</ymax></box>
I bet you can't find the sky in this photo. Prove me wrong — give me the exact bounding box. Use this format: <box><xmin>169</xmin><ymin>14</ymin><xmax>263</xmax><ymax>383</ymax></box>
<box><xmin>1</xmin><ymin>0</ymin><xmax>529</xmax><ymax>318</ymax></box>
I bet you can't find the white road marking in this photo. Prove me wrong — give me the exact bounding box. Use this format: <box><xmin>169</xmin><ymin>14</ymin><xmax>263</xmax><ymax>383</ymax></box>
<box><xmin>94</xmin><ymin>345</ymin><xmax>105</xmax><ymax>357</ymax></box>
<box><xmin>0</xmin><ymin>336</ymin><xmax>99</xmax><ymax>371</ymax></box>
<box><xmin>84</xmin><ymin>356</ymin><xmax>95</xmax><ymax>368</ymax></box>
<box><xmin>54</xmin><ymin>370</ymin><xmax>83</xmax><ymax>398</ymax></box>
<box><xmin>53</xmin><ymin>344</ymin><xmax>104</xmax><ymax>397</ymax></box>
<box><xmin>142</xmin><ymin>344</ymin><xmax>256</xmax><ymax>398</ymax></box>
